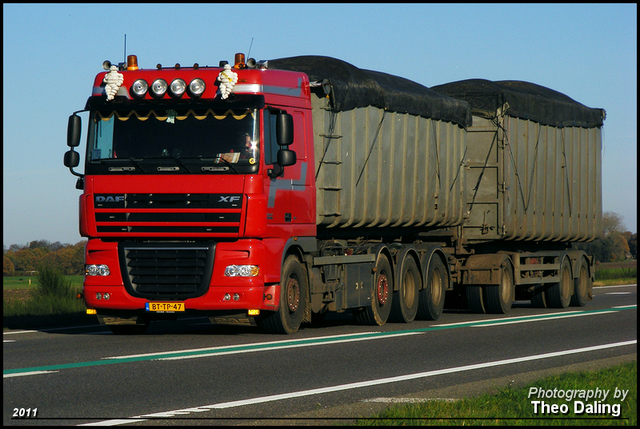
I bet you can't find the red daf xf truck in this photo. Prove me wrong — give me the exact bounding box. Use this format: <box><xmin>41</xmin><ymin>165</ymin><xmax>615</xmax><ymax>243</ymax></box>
<box><xmin>64</xmin><ymin>53</ymin><xmax>604</xmax><ymax>334</ymax></box>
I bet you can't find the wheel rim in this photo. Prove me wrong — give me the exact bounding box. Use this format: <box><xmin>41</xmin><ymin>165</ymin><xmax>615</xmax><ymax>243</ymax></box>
<box><xmin>286</xmin><ymin>276</ymin><xmax>300</xmax><ymax>312</ymax></box>
<box><xmin>403</xmin><ymin>270</ymin><xmax>416</xmax><ymax>307</ymax></box>
<box><xmin>377</xmin><ymin>273</ymin><xmax>389</xmax><ymax>305</ymax></box>
<box><xmin>578</xmin><ymin>266</ymin><xmax>588</xmax><ymax>296</ymax></box>
<box><xmin>500</xmin><ymin>266</ymin><xmax>511</xmax><ymax>304</ymax></box>
<box><xmin>561</xmin><ymin>262</ymin><xmax>572</xmax><ymax>301</ymax></box>
<box><xmin>431</xmin><ymin>269</ymin><xmax>442</xmax><ymax>305</ymax></box>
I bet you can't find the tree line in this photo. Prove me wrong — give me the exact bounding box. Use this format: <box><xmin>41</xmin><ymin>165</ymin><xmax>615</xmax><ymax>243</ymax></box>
<box><xmin>3</xmin><ymin>240</ymin><xmax>86</xmax><ymax>276</ymax></box>
<box><xmin>573</xmin><ymin>212</ymin><xmax>637</xmax><ymax>263</ymax></box>
<box><xmin>2</xmin><ymin>212</ymin><xmax>636</xmax><ymax>277</ymax></box>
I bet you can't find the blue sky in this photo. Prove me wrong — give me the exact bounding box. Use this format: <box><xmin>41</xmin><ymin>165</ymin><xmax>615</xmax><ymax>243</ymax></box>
<box><xmin>3</xmin><ymin>3</ymin><xmax>637</xmax><ymax>247</ymax></box>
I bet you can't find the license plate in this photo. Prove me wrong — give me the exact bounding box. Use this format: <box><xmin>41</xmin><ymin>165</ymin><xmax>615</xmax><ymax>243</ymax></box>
<box><xmin>145</xmin><ymin>302</ymin><xmax>185</xmax><ymax>312</ymax></box>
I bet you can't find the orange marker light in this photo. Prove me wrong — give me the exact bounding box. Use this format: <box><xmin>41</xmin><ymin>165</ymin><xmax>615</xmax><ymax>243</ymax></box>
<box><xmin>234</xmin><ymin>53</ymin><xmax>246</xmax><ymax>69</ymax></box>
<box><xmin>127</xmin><ymin>55</ymin><xmax>139</xmax><ymax>70</ymax></box>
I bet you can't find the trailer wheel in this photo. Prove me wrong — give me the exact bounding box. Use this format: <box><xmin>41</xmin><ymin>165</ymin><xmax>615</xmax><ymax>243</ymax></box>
<box><xmin>570</xmin><ymin>260</ymin><xmax>591</xmax><ymax>307</ymax></box>
<box><xmin>390</xmin><ymin>254</ymin><xmax>421</xmax><ymax>323</ymax></box>
<box><xmin>258</xmin><ymin>255</ymin><xmax>308</xmax><ymax>334</ymax></box>
<box><xmin>466</xmin><ymin>285</ymin><xmax>486</xmax><ymax>313</ymax></box>
<box><xmin>530</xmin><ymin>284</ymin><xmax>548</xmax><ymax>308</ymax></box>
<box><xmin>355</xmin><ymin>253</ymin><xmax>393</xmax><ymax>326</ymax></box>
<box><xmin>484</xmin><ymin>262</ymin><xmax>514</xmax><ymax>314</ymax></box>
<box><xmin>417</xmin><ymin>255</ymin><xmax>447</xmax><ymax>320</ymax></box>
<box><xmin>546</xmin><ymin>256</ymin><xmax>572</xmax><ymax>308</ymax></box>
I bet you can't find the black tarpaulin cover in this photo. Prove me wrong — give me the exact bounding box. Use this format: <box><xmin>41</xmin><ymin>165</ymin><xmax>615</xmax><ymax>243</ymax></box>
<box><xmin>267</xmin><ymin>56</ymin><xmax>472</xmax><ymax>128</ymax></box>
<box><xmin>431</xmin><ymin>79</ymin><xmax>605</xmax><ymax>128</ymax></box>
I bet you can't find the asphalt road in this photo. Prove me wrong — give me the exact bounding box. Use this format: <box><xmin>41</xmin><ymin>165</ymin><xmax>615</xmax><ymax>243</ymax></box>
<box><xmin>3</xmin><ymin>284</ymin><xmax>637</xmax><ymax>426</ymax></box>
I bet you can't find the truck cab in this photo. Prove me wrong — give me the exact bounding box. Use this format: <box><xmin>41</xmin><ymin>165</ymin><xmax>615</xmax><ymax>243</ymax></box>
<box><xmin>65</xmin><ymin>54</ymin><xmax>316</xmax><ymax>333</ymax></box>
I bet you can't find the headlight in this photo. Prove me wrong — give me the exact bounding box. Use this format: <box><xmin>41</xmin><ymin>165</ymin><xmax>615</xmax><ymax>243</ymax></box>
<box><xmin>86</xmin><ymin>264</ymin><xmax>110</xmax><ymax>276</ymax></box>
<box><xmin>188</xmin><ymin>78</ymin><xmax>206</xmax><ymax>98</ymax></box>
<box><xmin>224</xmin><ymin>265</ymin><xmax>259</xmax><ymax>277</ymax></box>
<box><xmin>151</xmin><ymin>79</ymin><xmax>168</xmax><ymax>97</ymax></box>
<box><xmin>170</xmin><ymin>79</ymin><xmax>186</xmax><ymax>97</ymax></box>
<box><xmin>131</xmin><ymin>79</ymin><xmax>148</xmax><ymax>98</ymax></box>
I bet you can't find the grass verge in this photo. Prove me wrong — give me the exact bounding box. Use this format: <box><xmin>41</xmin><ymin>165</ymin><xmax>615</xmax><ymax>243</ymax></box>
<box><xmin>356</xmin><ymin>361</ymin><xmax>637</xmax><ymax>426</ymax></box>
<box><xmin>3</xmin><ymin>268</ymin><xmax>91</xmax><ymax>330</ymax></box>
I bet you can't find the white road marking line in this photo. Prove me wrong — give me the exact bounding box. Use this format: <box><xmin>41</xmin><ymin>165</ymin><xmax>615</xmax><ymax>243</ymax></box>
<box><xmin>363</xmin><ymin>397</ymin><xmax>458</xmax><ymax>403</ymax></box>
<box><xmin>82</xmin><ymin>340</ymin><xmax>637</xmax><ymax>426</ymax></box>
<box><xmin>3</xmin><ymin>371</ymin><xmax>58</xmax><ymax>378</ymax></box>
<box><xmin>102</xmin><ymin>331</ymin><xmax>410</xmax><ymax>361</ymax></box>
<box><xmin>471</xmin><ymin>311</ymin><xmax>618</xmax><ymax>327</ymax></box>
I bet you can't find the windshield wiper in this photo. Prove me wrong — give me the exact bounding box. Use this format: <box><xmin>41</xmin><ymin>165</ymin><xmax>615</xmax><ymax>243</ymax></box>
<box><xmin>166</xmin><ymin>155</ymin><xmax>194</xmax><ymax>173</ymax></box>
<box><xmin>209</xmin><ymin>157</ymin><xmax>240</xmax><ymax>174</ymax></box>
<box><xmin>96</xmin><ymin>158</ymin><xmax>148</xmax><ymax>173</ymax></box>
<box><xmin>136</xmin><ymin>156</ymin><xmax>195</xmax><ymax>173</ymax></box>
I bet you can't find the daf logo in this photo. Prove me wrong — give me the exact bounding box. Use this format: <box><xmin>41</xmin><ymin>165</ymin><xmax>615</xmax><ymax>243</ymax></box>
<box><xmin>218</xmin><ymin>196</ymin><xmax>241</xmax><ymax>203</ymax></box>
<box><xmin>95</xmin><ymin>195</ymin><xmax>125</xmax><ymax>203</ymax></box>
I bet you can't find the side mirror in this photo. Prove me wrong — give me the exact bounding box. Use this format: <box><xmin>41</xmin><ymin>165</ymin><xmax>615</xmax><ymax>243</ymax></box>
<box><xmin>64</xmin><ymin>150</ymin><xmax>80</xmax><ymax>168</ymax></box>
<box><xmin>268</xmin><ymin>149</ymin><xmax>297</xmax><ymax>178</ymax></box>
<box><xmin>276</xmin><ymin>113</ymin><xmax>293</xmax><ymax>146</ymax></box>
<box><xmin>277</xmin><ymin>149</ymin><xmax>296</xmax><ymax>167</ymax></box>
<box><xmin>67</xmin><ymin>114</ymin><xmax>82</xmax><ymax>147</ymax></box>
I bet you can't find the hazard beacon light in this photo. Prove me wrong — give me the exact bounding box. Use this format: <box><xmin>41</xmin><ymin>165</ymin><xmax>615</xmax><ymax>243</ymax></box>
<box><xmin>120</xmin><ymin>55</ymin><xmax>206</xmax><ymax>99</ymax></box>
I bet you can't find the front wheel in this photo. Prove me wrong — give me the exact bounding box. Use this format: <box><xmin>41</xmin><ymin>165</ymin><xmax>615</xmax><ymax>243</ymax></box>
<box><xmin>258</xmin><ymin>255</ymin><xmax>308</xmax><ymax>334</ymax></box>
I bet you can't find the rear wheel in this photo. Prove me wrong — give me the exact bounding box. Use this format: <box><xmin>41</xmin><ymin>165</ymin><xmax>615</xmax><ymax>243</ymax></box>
<box><xmin>570</xmin><ymin>260</ymin><xmax>591</xmax><ymax>307</ymax></box>
<box><xmin>530</xmin><ymin>284</ymin><xmax>548</xmax><ymax>308</ymax></box>
<box><xmin>484</xmin><ymin>262</ymin><xmax>514</xmax><ymax>314</ymax></box>
<box><xmin>390</xmin><ymin>254</ymin><xmax>420</xmax><ymax>323</ymax></box>
<box><xmin>417</xmin><ymin>255</ymin><xmax>447</xmax><ymax>320</ymax></box>
<box><xmin>466</xmin><ymin>285</ymin><xmax>486</xmax><ymax>313</ymax></box>
<box><xmin>546</xmin><ymin>256</ymin><xmax>572</xmax><ymax>308</ymax></box>
<box><xmin>355</xmin><ymin>254</ymin><xmax>393</xmax><ymax>326</ymax></box>
<box><xmin>258</xmin><ymin>255</ymin><xmax>308</xmax><ymax>334</ymax></box>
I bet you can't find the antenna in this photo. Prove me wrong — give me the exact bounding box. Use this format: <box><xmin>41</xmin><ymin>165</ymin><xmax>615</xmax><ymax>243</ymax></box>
<box><xmin>247</xmin><ymin>37</ymin><xmax>254</xmax><ymax>59</ymax></box>
<box><xmin>123</xmin><ymin>34</ymin><xmax>127</xmax><ymax>64</ymax></box>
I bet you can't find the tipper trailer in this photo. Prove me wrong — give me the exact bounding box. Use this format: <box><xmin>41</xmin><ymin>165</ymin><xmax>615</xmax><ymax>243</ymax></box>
<box><xmin>64</xmin><ymin>53</ymin><xmax>605</xmax><ymax>334</ymax></box>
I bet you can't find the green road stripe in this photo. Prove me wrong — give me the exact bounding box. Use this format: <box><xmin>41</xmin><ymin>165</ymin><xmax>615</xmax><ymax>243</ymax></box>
<box><xmin>4</xmin><ymin>306</ymin><xmax>636</xmax><ymax>376</ymax></box>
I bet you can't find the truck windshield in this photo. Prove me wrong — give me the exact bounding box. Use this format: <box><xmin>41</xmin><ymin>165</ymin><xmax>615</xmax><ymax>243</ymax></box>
<box><xmin>88</xmin><ymin>107</ymin><xmax>259</xmax><ymax>173</ymax></box>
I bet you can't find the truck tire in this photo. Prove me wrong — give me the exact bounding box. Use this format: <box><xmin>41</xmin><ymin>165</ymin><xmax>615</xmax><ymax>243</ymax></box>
<box><xmin>546</xmin><ymin>256</ymin><xmax>572</xmax><ymax>308</ymax></box>
<box><xmin>570</xmin><ymin>260</ymin><xmax>591</xmax><ymax>307</ymax></box>
<box><xmin>530</xmin><ymin>284</ymin><xmax>548</xmax><ymax>308</ymax></box>
<box><xmin>484</xmin><ymin>262</ymin><xmax>514</xmax><ymax>314</ymax></box>
<box><xmin>258</xmin><ymin>255</ymin><xmax>308</xmax><ymax>334</ymax></box>
<box><xmin>355</xmin><ymin>254</ymin><xmax>393</xmax><ymax>326</ymax></box>
<box><xmin>466</xmin><ymin>285</ymin><xmax>486</xmax><ymax>313</ymax></box>
<box><xmin>417</xmin><ymin>255</ymin><xmax>447</xmax><ymax>320</ymax></box>
<box><xmin>390</xmin><ymin>254</ymin><xmax>421</xmax><ymax>323</ymax></box>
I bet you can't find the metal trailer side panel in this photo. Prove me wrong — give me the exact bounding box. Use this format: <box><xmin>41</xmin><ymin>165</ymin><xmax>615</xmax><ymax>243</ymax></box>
<box><xmin>464</xmin><ymin>114</ymin><xmax>602</xmax><ymax>243</ymax></box>
<box><xmin>312</xmin><ymin>94</ymin><xmax>467</xmax><ymax>232</ymax></box>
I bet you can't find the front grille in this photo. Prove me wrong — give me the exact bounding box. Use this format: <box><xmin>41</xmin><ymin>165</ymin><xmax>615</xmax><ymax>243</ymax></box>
<box><xmin>95</xmin><ymin>193</ymin><xmax>242</xmax><ymax>236</ymax></box>
<box><xmin>119</xmin><ymin>242</ymin><xmax>215</xmax><ymax>300</ymax></box>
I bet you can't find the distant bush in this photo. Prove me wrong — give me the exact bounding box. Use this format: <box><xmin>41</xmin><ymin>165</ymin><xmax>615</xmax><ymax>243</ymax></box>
<box><xmin>35</xmin><ymin>264</ymin><xmax>75</xmax><ymax>299</ymax></box>
<box><xmin>3</xmin><ymin>266</ymin><xmax>84</xmax><ymax>319</ymax></box>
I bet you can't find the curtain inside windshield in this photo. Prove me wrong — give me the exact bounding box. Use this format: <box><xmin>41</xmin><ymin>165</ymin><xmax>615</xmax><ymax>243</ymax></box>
<box><xmin>90</xmin><ymin>108</ymin><xmax>259</xmax><ymax>164</ymax></box>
